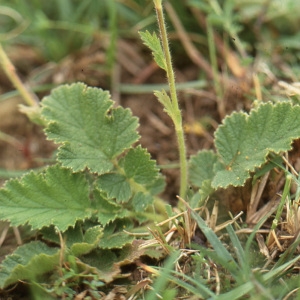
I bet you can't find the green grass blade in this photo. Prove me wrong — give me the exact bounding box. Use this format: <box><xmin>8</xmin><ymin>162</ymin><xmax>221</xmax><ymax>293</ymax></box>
<box><xmin>226</xmin><ymin>224</ymin><xmax>248</xmax><ymax>275</ymax></box>
<box><xmin>145</xmin><ymin>251</ymin><xmax>179</xmax><ymax>300</ymax></box>
<box><xmin>158</xmin><ymin>268</ymin><xmax>216</xmax><ymax>299</ymax></box>
<box><xmin>191</xmin><ymin>210</ymin><xmax>239</xmax><ymax>276</ymax></box>
<box><xmin>213</xmin><ymin>281</ymin><xmax>254</xmax><ymax>300</ymax></box>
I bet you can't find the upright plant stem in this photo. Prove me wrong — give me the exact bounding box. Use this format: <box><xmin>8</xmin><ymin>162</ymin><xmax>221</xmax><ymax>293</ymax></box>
<box><xmin>154</xmin><ymin>0</ymin><xmax>188</xmax><ymax>199</ymax></box>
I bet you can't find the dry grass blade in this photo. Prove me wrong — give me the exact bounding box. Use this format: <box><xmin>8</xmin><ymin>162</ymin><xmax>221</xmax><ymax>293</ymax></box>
<box><xmin>214</xmin><ymin>211</ymin><xmax>243</xmax><ymax>232</ymax></box>
<box><xmin>164</xmin><ymin>2</ymin><xmax>213</xmax><ymax>79</ymax></box>
<box><xmin>247</xmin><ymin>195</ymin><xmax>281</xmax><ymax>225</ymax></box>
<box><xmin>189</xmin><ymin>5</ymin><xmax>245</xmax><ymax>78</ymax></box>
<box><xmin>247</xmin><ymin>171</ymin><xmax>270</xmax><ymax>223</ymax></box>
<box><xmin>278</xmin><ymin>81</ymin><xmax>300</xmax><ymax>97</ymax></box>
<box><xmin>256</xmin><ymin>233</ymin><xmax>270</xmax><ymax>259</ymax></box>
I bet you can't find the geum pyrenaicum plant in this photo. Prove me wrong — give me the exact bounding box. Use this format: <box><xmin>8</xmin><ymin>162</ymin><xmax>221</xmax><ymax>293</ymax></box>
<box><xmin>141</xmin><ymin>0</ymin><xmax>300</xmax><ymax>201</ymax></box>
<box><xmin>0</xmin><ymin>83</ymin><xmax>167</xmax><ymax>289</ymax></box>
<box><xmin>1</xmin><ymin>0</ymin><xmax>300</xmax><ymax>297</ymax></box>
<box><xmin>190</xmin><ymin>101</ymin><xmax>300</xmax><ymax>190</ymax></box>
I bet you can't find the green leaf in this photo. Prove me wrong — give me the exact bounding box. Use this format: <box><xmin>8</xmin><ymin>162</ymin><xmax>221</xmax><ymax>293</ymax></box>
<box><xmin>189</xmin><ymin>150</ymin><xmax>219</xmax><ymax>188</ymax></box>
<box><xmin>41</xmin><ymin>224</ymin><xmax>103</xmax><ymax>257</ymax></box>
<box><xmin>0</xmin><ymin>165</ymin><xmax>92</xmax><ymax>231</ymax></box>
<box><xmin>213</xmin><ymin>102</ymin><xmax>300</xmax><ymax>188</ymax></box>
<box><xmin>148</xmin><ymin>175</ymin><xmax>166</xmax><ymax>195</ymax></box>
<box><xmin>71</xmin><ymin>226</ymin><xmax>103</xmax><ymax>257</ymax></box>
<box><xmin>189</xmin><ymin>150</ymin><xmax>220</xmax><ymax>199</ymax></box>
<box><xmin>139</xmin><ymin>30</ymin><xmax>167</xmax><ymax>71</ymax></box>
<box><xmin>122</xmin><ymin>146</ymin><xmax>159</xmax><ymax>185</ymax></box>
<box><xmin>97</xmin><ymin>146</ymin><xmax>163</xmax><ymax>207</ymax></box>
<box><xmin>0</xmin><ymin>241</ymin><xmax>60</xmax><ymax>289</ymax></box>
<box><xmin>78</xmin><ymin>240</ymin><xmax>150</xmax><ymax>284</ymax></box>
<box><xmin>97</xmin><ymin>173</ymin><xmax>131</xmax><ymax>203</ymax></box>
<box><xmin>41</xmin><ymin>83</ymin><xmax>139</xmax><ymax>174</ymax></box>
<box><xmin>154</xmin><ymin>90</ymin><xmax>173</xmax><ymax>113</ymax></box>
<box><xmin>131</xmin><ymin>192</ymin><xmax>152</xmax><ymax>212</ymax></box>
<box><xmin>93</xmin><ymin>189</ymin><xmax>129</xmax><ymax>225</ymax></box>
<box><xmin>121</xmin><ymin>146</ymin><xmax>164</xmax><ymax>211</ymax></box>
<box><xmin>117</xmin><ymin>240</ymin><xmax>150</xmax><ymax>265</ymax></box>
<box><xmin>98</xmin><ymin>231</ymin><xmax>134</xmax><ymax>249</ymax></box>
<box><xmin>78</xmin><ymin>249</ymin><xmax>121</xmax><ymax>283</ymax></box>
<box><xmin>99</xmin><ymin>219</ymin><xmax>134</xmax><ymax>249</ymax></box>
<box><xmin>41</xmin><ymin>224</ymin><xmax>83</xmax><ymax>246</ymax></box>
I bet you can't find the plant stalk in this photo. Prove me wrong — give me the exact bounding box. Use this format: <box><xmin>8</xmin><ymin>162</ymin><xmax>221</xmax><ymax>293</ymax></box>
<box><xmin>154</xmin><ymin>0</ymin><xmax>188</xmax><ymax>199</ymax></box>
<box><xmin>0</xmin><ymin>43</ymin><xmax>38</xmax><ymax>107</ymax></box>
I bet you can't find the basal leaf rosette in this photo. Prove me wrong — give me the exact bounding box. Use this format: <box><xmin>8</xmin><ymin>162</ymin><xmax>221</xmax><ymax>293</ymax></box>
<box><xmin>0</xmin><ymin>165</ymin><xmax>92</xmax><ymax>231</ymax></box>
<box><xmin>41</xmin><ymin>83</ymin><xmax>139</xmax><ymax>174</ymax></box>
<box><xmin>213</xmin><ymin>102</ymin><xmax>300</xmax><ymax>188</ymax></box>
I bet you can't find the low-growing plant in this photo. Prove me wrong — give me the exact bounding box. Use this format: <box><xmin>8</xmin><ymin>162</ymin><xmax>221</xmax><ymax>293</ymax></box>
<box><xmin>1</xmin><ymin>0</ymin><xmax>300</xmax><ymax>298</ymax></box>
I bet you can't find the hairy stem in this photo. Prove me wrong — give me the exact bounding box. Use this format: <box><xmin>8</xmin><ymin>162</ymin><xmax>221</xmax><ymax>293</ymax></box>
<box><xmin>154</xmin><ymin>0</ymin><xmax>188</xmax><ymax>199</ymax></box>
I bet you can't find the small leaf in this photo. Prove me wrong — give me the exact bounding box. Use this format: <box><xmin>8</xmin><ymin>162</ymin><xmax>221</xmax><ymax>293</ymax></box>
<box><xmin>0</xmin><ymin>241</ymin><xmax>60</xmax><ymax>289</ymax></box>
<box><xmin>213</xmin><ymin>102</ymin><xmax>300</xmax><ymax>188</ymax></box>
<box><xmin>41</xmin><ymin>224</ymin><xmax>103</xmax><ymax>257</ymax></box>
<box><xmin>199</xmin><ymin>180</ymin><xmax>216</xmax><ymax>201</ymax></box>
<box><xmin>154</xmin><ymin>90</ymin><xmax>175</xmax><ymax>119</ymax></box>
<box><xmin>42</xmin><ymin>83</ymin><xmax>139</xmax><ymax>174</ymax></box>
<box><xmin>71</xmin><ymin>226</ymin><xmax>103</xmax><ymax>257</ymax></box>
<box><xmin>93</xmin><ymin>189</ymin><xmax>130</xmax><ymax>225</ymax></box>
<box><xmin>189</xmin><ymin>150</ymin><xmax>219</xmax><ymax>188</ymax></box>
<box><xmin>131</xmin><ymin>192</ymin><xmax>152</xmax><ymax>212</ymax></box>
<box><xmin>99</xmin><ymin>219</ymin><xmax>134</xmax><ymax>249</ymax></box>
<box><xmin>41</xmin><ymin>224</ymin><xmax>83</xmax><ymax>246</ymax></box>
<box><xmin>0</xmin><ymin>165</ymin><xmax>92</xmax><ymax>231</ymax></box>
<box><xmin>112</xmin><ymin>240</ymin><xmax>164</xmax><ymax>270</ymax></box>
<box><xmin>122</xmin><ymin>146</ymin><xmax>159</xmax><ymax>185</ymax></box>
<box><xmin>189</xmin><ymin>150</ymin><xmax>220</xmax><ymax>199</ymax></box>
<box><xmin>79</xmin><ymin>249</ymin><xmax>120</xmax><ymax>283</ymax></box>
<box><xmin>94</xmin><ymin>146</ymin><xmax>165</xmax><ymax>208</ymax></box>
<box><xmin>97</xmin><ymin>173</ymin><xmax>131</xmax><ymax>203</ymax></box>
<box><xmin>154</xmin><ymin>90</ymin><xmax>172</xmax><ymax>109</ymax></box>
<box><xmin>148</xmin><ymin>175</ymin><xmax>166</xmax><ymax>195</ymax></box>
<box><xmin>98</xmin><ymin>231</ymin><xmax>134</xmax><ymax>249</ymax></box>
<box><xmin>139</xmin><ymin>30</ymin><xmax>167</xmax><ymax>71</ymax></box>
